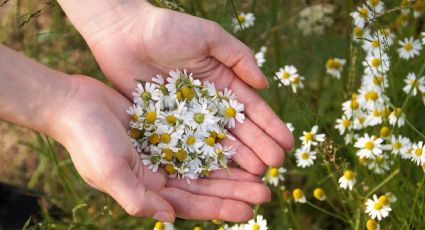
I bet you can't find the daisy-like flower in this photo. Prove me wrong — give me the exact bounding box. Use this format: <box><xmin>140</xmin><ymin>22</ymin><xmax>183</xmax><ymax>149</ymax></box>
<box><xmin>300</xmin><ymin>125</ymin><xmax>326</xmax><ymax>147</ymax></box>
<box><xmin>295</xmin><ymin>146</ymin><xmax>317</xmax><ymax>168</ymax></box>
<box><xmin>133</xmin><ymin>82</ymin><xmax>161</xmax><ymax>105</ymax></box>
<box><xmin>397</xmin><ymin>37</ymin><xmax>423</xmax><ymax>60</ymax></box>
<box><xmin>354</xmin><ymin>133</ymin><xmax>383</xmax><ymax>159</ymax></box>
<box><xmin>403</xmin><ymin>72</ymin><xmax>425</xmax><ymax>96</ymax></box>
<box><xmin>289</xmin><ymin>74</ymin><xmax>305</xmax><ymax>93</ymax></box>
<box><xmin>353</xmin><ymin>26</ymin><xmax>369</xmax><ymax>43</ymax></box>
<box><xmin>358</xmin><ymin>86</ymin><xmax>383</xmax><ymax>110</ymax></box>
<box><xmin>326</xmin><ymin>58</ymin><xmax>346</xmax><ymax>79</ymax></box>
<box><xmin>246</xmin><ymin>215</ymin><xmax>268</xmax><ymax>230</ymax></box>
<box><xmin>221</xmin><ymin>100</ymin><xmax>245</xmax><ymax>129</ymax></box>
<box><xmin>384</xmin><ymin>135</ymin><xmax>411</xmax><ymax>157</ymax></box>
<box><xmin>366</xmin><ymin>219</ymin><xmax>380</xmax><ymax>230</ymax></box>
<box><xmin>365</xmin><ymin>194</ymin><xmax>392</xmax><ymax>220</ymax></box>
<box><xmin>292</xmin><ymin>188</ymin><xmax>306</xmax><ymax>203</ymax></box>
<box><xmin>274</xmin><ymin>65</ymin><xmax>298</xmax><ymax>87</ymax></box>
<box><xmin>362</xmin><ymin>73</ymin><xmax>388</xmax><ymax>93</ymax></box>
<box><xmin>377</xmin><ymin>28</ymin><xmax>395</xmax><ymax>46</ymax></box>
<box><xmin>367</xmin><ymin>154</ymin><xmax>390</xmax><ymax>174</ymax></box>
<box><xmin>367</xmin><ymin>0</ymin><xmax>385</xmax><ymax>13</ymax></box>
<box><xmin>127</xmin><ymin>104</ymin><xmax>144</xmax><ymax>127</ymax></box>
<box><xmin>154</xmin><ymin>221</ymin><xmax>174</xmax><ymax>230</ymax></box>
<box><xmin>313</xmin><ymin>188</ymin><xmax>326</xmax><ymax>201</ymax></box>
<box><xmin>263</xmin><ymin>167</ymin><xmax>286</xmax><ymax>187</ymax></box>
<box><xmin>335</xmin><ymin>115</ymin><xmax>352</xmax><ymax>135</ymax></box>
<box><xmin>232</xmin><ymin>12</ymin><xmax>255</xmax><ymax>32</ymax></box>
<box><xmin>363</xmin><ymin>50</ymin><xmax>390</xmax><ymax>75</ymax></box>
<box><xmin>388</xmin><ymin>107</ymin><xmax>405</xmax><ymax>127</ymax></box>
<box><xmin>338</xmin><ymin>170</ymin><xmax>356</xmax><ymax>190</ymax></box>
<box><xmin>351</xmin><ymin>4</ymin><xmax>373</xmax><ymax>28</ymax></box>
<box><xmin>141</xmin><ymin>153</ymin><xmax>162</xmax><ymax>173</ymax></box>
<box><xmin>342</xmin><ymin>97</ymin><xmax>361</xmax><ymax>118</ymax></box>
<box><xmin>255</xmin><ymin>46</ymin><xmax>267</xmax><ymax>67</ymax></box>
<box><xmin>411</xmin><ymin>141</ymin><xmax>425</xmax><ymax>166</ymax></box>
<box><xmin>362</xmin><ymin>33</ymin><xmax>385</xmax><ymax>53</ymax></box>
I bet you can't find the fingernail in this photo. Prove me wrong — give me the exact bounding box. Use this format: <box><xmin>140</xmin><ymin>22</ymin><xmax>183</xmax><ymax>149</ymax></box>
<box><xmin>153</xmin><ymin>211</ymin><xmax>175</xmax><ymax>223</ymax></box>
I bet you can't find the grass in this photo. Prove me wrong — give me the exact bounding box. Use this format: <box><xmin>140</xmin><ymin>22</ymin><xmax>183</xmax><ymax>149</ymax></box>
<box><xmin>1</xmin><ymin>0</ymin><xmax>425</xmax><ymax>229</ymax></box>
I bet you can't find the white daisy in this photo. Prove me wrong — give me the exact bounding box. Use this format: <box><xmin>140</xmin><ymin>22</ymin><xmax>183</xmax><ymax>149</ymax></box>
<box><xmin>274</xmin><ymin>65</ymin><xmax>298</xmax><ymax>87</ymax></box>
<box><xmin>263</xmin><ymin>167</ymin><xmax>286</xmax><ymax>187</ymax></box>
<box><xmin>388</xmin><ymin>108</ymin><xmax>405</xmax><ymax>127</ymax></box>
<box><xmin>292</xmin><ymin>188</ymin><xmax>306</xmax><ymax>203</ymax></box>
<box><xmin>411</xmin><ymin>141</ymin><xmax>425</xmax><ymax>166</ymax></box>
<box><xmin>367</xmin><ymin>0</ymin><xmax>385</xmax><ymax>13</ymax></box>
<box><xmin>295</xmin><ymin>146</ymin><xmax>317</xmax><ymax>168</ymax></box>
<box><xmin>132</xmin><ymin>82</ymin><xmax>161</xmax><ymax>105</ymax></box>
<box><xmin>300</xmin><ymin>125</ymin><xmax>326</xmax><ymax>147</ymax></box>
<box><xmin>221</xmin><ymin>100</ymin><xmax>245</xmax><ymax>129</ymax></box>
<box><xmin>338</xmin><ymin>170</ymin><xmax>356</xmax><ymax>190</ymax></box>
<box><xmin>326</xmin><ymin>58</ymin><xmax>346</xmax><ymax>79</ymax></box>
<box><xmin>290</xmin><ymin>74</ymin><xmax>305</xmax><ymax>93</ymax></box>
<box><xmin>365</xmin><ymin>194</ymin><xmax>392</xmax><ymax>221</ymax></box>
<box><xmin>286</xmin><ymin>122</ymin><xmax>295</xmax><ymax>133</ymax></box>
<box><xmin>335</xmin><ymin>115</ymin><xmax>352</xmax><ymax>135</ymax></box>
<box><xmin>355</xmin><ymin>134</ymin><xmax>383</xmax><ymax>159</ymax></box>
<box><xmin>403</xmin><ymin>72</ymin><xmax>425</xmax><ymax>96</ymax></box>
<box><xmin>246</xmin><ymin>215</ymin><xmax>268</xmax><ymax>230</ymax></box>
<box><xmin>383</xmin><ymin>135</ymin><xmax>411</xmax><ymax>157</ymax></box>
<box><xmin>397</xmin><ymin>37</ymin><xmax>422</xmax><ymax>60</ymax></box>
<box><xmin>351</xmin><ymin>4</ymin><xmax>373</xmax><ymax>28</ymax></box>
<box><xmin>232</xmin><ymin>12</ymin><xmax>255</xmax><ymax>32</ymax></box>
<box><xmin>363</xmin><ymin>50</ymin><xmax>390</xmax><ymax>75</ymax></box>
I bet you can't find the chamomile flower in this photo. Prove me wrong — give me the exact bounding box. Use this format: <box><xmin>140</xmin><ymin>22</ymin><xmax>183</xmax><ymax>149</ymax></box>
<box><xmin>351</xmin><ymin>4</ymin><xmax>373</xmax><ymax>28</ymax></box>
<box><xmin>365</xmin><ymin>194</ymin><xmax>392</xmax><ymax>220</ymax></box>
<box><xmin>300</xmin><ymin>125</ymin><xmax>326</xmax><ymax>147</ymax></box>
<box><xmin>290</xmin><ymin>74</ymin><xmax>305</xmax><ymax>93</ymax></box>
<box><xmin>335</xmin><ymin>115</ymin><xmax>352</xmax><ymax>135</ymax></box>
<box><xmin>313</xmin><ymin>188</ymin><xmax>327</xmax><ymax>201</ymax></box>
<box><xmin>353</xmin><ymin>26</ymin><xmax>369</xmax><ymax>43</ymax></box>
<box><xmin>127</xmin><ymin>104</ymin><xmax>144</xmax><ymax>127</ymax></box>
<box><xmin>274</xmin><ymin>65</ymin><xmax>298</xmax><ymax>87</ymax></box>
<box><xmin>133</xmin><ymin>82</ymin><xmax>161</xmax><ymax>105</ymax></box>
<box><xmin>292</xmin><ymin>188</ymin><xmax>306</xmax><ymax>203</ymax></box>
<box><xmin>295</xmin><ymin>147</ymin><xmax>317</xmax><ymax>168</ymax></box>
<box><xmin>221</xmin><ymin>100</ymin><xmax>245</xmax><ymax>129</ymax></box>
<box><xmin>141</xmin><ymin>153</ymin><xmax>162</xmax><ymax>173</ymax></box>
<box><xmin>355</xmin><ymin>134</ymin><xmax>383</xmax><ymax>159</ymax></box>
<box><xmin>388</xmin><ymin>108</ymin><xmax>405</xmax><ymax>127</ymax></box>
<box><xmin>367</xmin><ymin>154</ymin><xmax>390</xmax><ymax>174</ymax></box>
<box><xmin>385</xmin><ymin>135</ymin><xmax>411</xmax><ymax>157</ymax></box>
<box><xmin>153</xmin><ymin>221</ymin><xmax>174</xmax><ymax>230</ymax></box>
<box><xmin>397</xmin><ymin>37</ymin><xmax>422</xmax><ymax>60</ymax></box>
<box><xmin>377</xmin><ymin>28</ymin><xmax>395</xmax><ymax>46</ymax></box>
<box><xmin>263</xmin><ymin>167</ymin><xmax>286</xmax><ymax>187</ymax></box>
<box><xmin>403</xmin><ymin>72</ymin><xmax>425</xmax><ymax>96</ymax></box>
<box><xmin>367</xmin><ymin>0</ymin><xmax>385</xmax><ymax>13</ymax></box>
<box><xmin>255</xmin><ymin>46</ymin><xmax>267</xmax><ymax>67</ymax></box>
<box><xmin>232</xmin><ymin>12</ymin><xmax>255</xmax><ymax>32</ymax></box>
<box><xmin>411</xmin><ymin>141</ymin><xmax>425</xmax><ymax>165</ymax></box>
<box><xmin>363</xmin><ymin>51</ymin><xmax>390</xmax><ymax>75</ymax></box>
<box><xmin>246</xmin><ymin>215</ymin><xmax>268</xmax><ymax>230</ymax></box>
<box><xmin>366</xmin><ymin>219</ymin><xmax>380</xmax><ymax>230</ymax></box>
<box><xmin>326</xmin><ymin>58</ymin><xmax>346</xmax><ymax>79</ymax></box>
<box><xmin>338</xmin><ymin>170</ymin><xmax>356</xmax><ymax>190</ymax></box>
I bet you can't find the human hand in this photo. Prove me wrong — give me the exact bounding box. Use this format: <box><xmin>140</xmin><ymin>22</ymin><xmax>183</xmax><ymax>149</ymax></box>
<box><xmin>59</xmin><ymin>0</ymin><xmax>295</xmax><ymax>175</ymax></box>
<box><xmin>55</xmin><ymin>76</ymin><xmax>271</xmax><ymax>222</ymax></box>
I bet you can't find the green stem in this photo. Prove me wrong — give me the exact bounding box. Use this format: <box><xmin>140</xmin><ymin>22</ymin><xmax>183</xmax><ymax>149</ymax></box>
<box><xmin>366</xmin><ymin>168</ymin><xmax>400</xmax><ymax>197</ymax></box>
<box><xmin>306</xmin><ymin>201</ymin><xmax>349</xmax><ymax>223</ymax></box>
<box><xmin>407</xmin><ymin>174</ymin><xmax>425</xmax><ymax>228</ymax></box>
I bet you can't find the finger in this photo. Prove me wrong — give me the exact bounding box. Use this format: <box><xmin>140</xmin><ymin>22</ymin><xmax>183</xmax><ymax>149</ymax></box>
<box><xmin>160</xmin><ymin>187</ymin><xmax>253</xmax><ymax>222</ymax></box>
<box><xmin>219</xmin><ymin>136</ymin><xmax>267</xmax><ymax>175</ymax></box>
<box><xmin>202</xmin><ymin>65</ymin><xmax>294</xmax><ymax>152</ymax></box>
<box><xmin>98</xmin><ymin>157</ymin><xmax>175</xmax><ymax>222</ymax></box>
<box><xmin>205</xmin><ymin>21</ymin><xmax>268</xmax><ymax>89</ymax></box>
<box><xmin>167</xmin><ymin>178</ymin><xmax>271</xmax><ymax>204</ymax></box>
<box><xmin>207</xmin><ymin>168</ymin><xmax>261</xmax><ymax>182</ymax></box>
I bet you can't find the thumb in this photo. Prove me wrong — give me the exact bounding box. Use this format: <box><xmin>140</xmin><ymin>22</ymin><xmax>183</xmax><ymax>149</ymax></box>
<box><xmin>100</xmin><ymin>158</ymin><xmax>175</xmax><ymax>222</ymax></box>
<box><xmin>205</xmin><ymin>21</ymin><xmax>269</xmax><ymax>89</ymax></box>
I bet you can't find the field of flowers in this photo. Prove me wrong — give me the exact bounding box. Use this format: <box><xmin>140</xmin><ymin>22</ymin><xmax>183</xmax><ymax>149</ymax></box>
<box><xmin>1</xmin><ymin>0</ymin><xmax>425</xmax><ymax>229</ymax></box>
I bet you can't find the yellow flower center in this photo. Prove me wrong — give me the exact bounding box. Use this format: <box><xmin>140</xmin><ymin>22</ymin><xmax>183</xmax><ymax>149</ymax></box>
<box><xmin>160</xmin><ymin>133</ymin><xmax>171</xmax><ymax>143</ymax></box>
<box><xmin>145</xmin><ymin>111</ymin><xmax>157</xmax><ymax>123</ymax></box>
<box><xmin>131</xmin><ymin>113</ymin><xmax>139</xmax><ymax>122</ymax></box>
<box><xmin>269</xmin><ymin>167</ymin><xmax>279</xmax><ymax>177</ymax></box>
<box><xmin>176</xmin><ymin>91</ymin><xmax>183</xmax><ymax>101</ymax></box>
<box><xmin>366</xmin><ymin>219</ymin><xmax>378</xmax><ymax>230</ymax></box>
<box><xmin>292</xmin><ymin>75</ymin><xmax>301</xmax><ymax>84</ymax></box>
<box><xmin>369</xmin><ymin>0</ymin><xmax>380</xmax><ymax>6</ymax></box>
<box><xmin>378</xmin><ymin>195</ymin><xmax>390</xmax><ymax>206</ymax></box>
<box><xmin>365</xmin><ymin>141</ymin><xmax>375</xmax><ymax>150</ymax></box>
<box><xmin>393</xmin><ymin>142</ymin><xmax>402</xmax><ymax>150</ymax></box>
<box><xmin>371</xmin><ymin>40</ymin><xmax>380</xmax><ymax>48</ymax></box>
<box><xmin>148</xmin><ymin>134</ymin><xmax>160</xmax><ymax>145</ymax></box>
<box><xmin>252</xmin><ymin>223</ymin><xmax>260</xmax><ymax>230</ymax></box>
<box><xmin>301</xmin><ymin>152</ymin><xmax>310</xmax><ymax>160</ymax></box>
<box><xmin>217</xmin><ymin>132</ymin><xmax>226</xmax><ymax>139</ymax></box>
<box><xmin>166</xmin><ymin>115</ymin><xmax>177</xmax><ymax>125</ymax></box>
<box><xmin>326</xmin><ymin>59</ymin><xmax>341</xmax><ymax>69</ymax></box>
<box><xmin>205</xmin><ymin>137</ymin><xmax>216</xmax><ymax>146</ymax></box>
<box><xmin>380</xmin><ymin>126</ymin><xmax>390</xmax><ymax>137</ymax></box>
<box><xmin>165</xmin><ymin>164</ymin><xmax>176</xmax><ymax>174</ymax></box>
<box><xmin>382</xmin><ymin>107</ymin><xmax>391</xmax><ymax>117</ymax></box>
<box><xmin>373</xmin><ymin>202</ymin><xmax>383</xmax><ymax>210</ymax></box>
<box><xmin>404</xmin><ymin>42</ymin><xmax>413</xmax><ymax>51</ymax></box>
<box><xmin>373</xmin><ymin>75</ymin><xmax>383</xmax><ymax>85</ymax></box>
<box><xmin>129</xmin><ymin>128</ymin><xmax>142</xmax><ymax>139</ymax></box>
<box><xmin>225</xmin><ymin>107</ymin><xmax>237</xmax><ymax>118</ymax></box>
<box><xmin>371</xmin><ymin>58</ymin><xmax>381</xmax><ymax>67</ymax></box>
<box><xmin>181</xmin><ymin>85</ymin><xmax>195</xmax><ymax>100</ymax></box>
<box><xmin>365</xmin><ymin>91</ymin><xmax>378</xmax><ymax>101</ymax></box>
<box><xmin>313</xmin><ymin>188</ymin><xmax>325</xmax><ymax>200</ymax></box>
<box><xmin>359</xmin><ymin>7</ymin><xmax>369</xmax><ymax>18</ymax></box>
<box><xmin>354</xmin><ymin>27</ymin><xmax>364</xmax><ymax>37</ymax></box>
<box><xmin>410</xmin><ymin>79</ymin><xmax>419</xmax><ymax>88</ymax></box>
<box><xmin>186</xmin><ymin>136</ymin><xmax>196</xmax><ymax>145</ymax></box>
<box><xmin>344</xmin><ymin>170</ymin><xmax>353</xmax><ymax>180</ymax></box>
<box><xmin>373</xmin><ymin>109</ymin><xmax>381</xmax><ymax>117</ymax></box>
<box><xmin>305</xmin><ymin>132</ymin><xmax>315</xmax><ymax>141</ymax></box>
<box><xmin>237</xmin><ymin>15</ymin><xmax>246</xmax><ymax>23</ymax></box>
<box><xmin>162</xmin><ymin>148</ymin><xmax>173</xmax><ymax>160</ymax></box>
<box><xmin>176</xmin><ymin>149</ymin><xmax>187</xmax><ymax>161</ymax></box>
<box><xmin>155</xmin><ymin>221</ymin><xmax>164</xmax><ymax>230</ymax></box>
<box><xmin>141</xmin><ymin>92</ymin><xmax>151</xmax><ymax>101</ymax></box>
<box><xmin>293</xmin><ymin>189</ymin><xmax>304</xmax><ymax>199</ymax></box>
<box><xmin>342</xmin><ymin>119</ymin><xmax>351</xmax><ymax>127</ymax></box>
<box><xmin>282</xmin><ymin>71</ymin><xmax>290</xmax><ymax>79</ymax></box>
<box><xmin>416</xmin><ymin>148</ymin><xmax>423</xmax><ymax>156</ymax></box>
<box><xmin>351</xmin><ymin>100</ymin><xmax>359</xmax><ymax>110</ymax></box>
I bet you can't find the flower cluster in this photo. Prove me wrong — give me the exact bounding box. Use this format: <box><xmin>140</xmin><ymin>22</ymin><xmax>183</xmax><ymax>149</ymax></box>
<box><xmin>273</xmin><ymin>65</ymin><xmax>305</xmax><ymax>93</ymax></box>
<box><xmin>297</xmin><ymin>4</ymin><xmax>336</xmax><ymax>36</ymax></box>
<box><xmin>127</xmin><ymin>70</ymin><xmax>245</xmax><ymax>180</ymax></box>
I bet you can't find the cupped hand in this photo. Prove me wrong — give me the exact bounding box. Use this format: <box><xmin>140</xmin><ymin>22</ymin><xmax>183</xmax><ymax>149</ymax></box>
<box><xmin>82</xmin><ymin>2</ymin><xmax>294</xmax><ymax>175</ymax></box>
<box><xmin>55</xmin><ymin>75</ymin><xmax>271</xmax><ymax>222</ymax></box>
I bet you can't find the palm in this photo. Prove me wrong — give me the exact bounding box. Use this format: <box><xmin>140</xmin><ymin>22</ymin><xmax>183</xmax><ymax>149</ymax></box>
<box><xmin>88</xmin><ymin>5</ymin><xmax>294</xmax><ymax>176</ymax></box>
<box><xmin>61</xmin><ymin>76</ymin><xmax>271</xmax><ymax>222</ymax></box>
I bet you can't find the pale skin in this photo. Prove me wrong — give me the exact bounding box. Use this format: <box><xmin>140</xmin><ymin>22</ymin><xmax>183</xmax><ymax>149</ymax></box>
<box><xmin>1</xmin><ymin>0</ymin><xmax>294</xmax><ymax>223</ymax></box>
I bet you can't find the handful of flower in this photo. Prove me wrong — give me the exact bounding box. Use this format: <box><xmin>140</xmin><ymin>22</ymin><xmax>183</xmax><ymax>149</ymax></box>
<box><xmin>126</xmin><ymin>70</ymin><xmax>245</xmax><ymax>181</ymax></box>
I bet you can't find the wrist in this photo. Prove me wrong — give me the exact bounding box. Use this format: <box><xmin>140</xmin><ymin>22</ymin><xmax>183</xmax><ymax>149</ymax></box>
<box><xmin>57</xmin><ymin>0</ymin><xmax>153</xmax><ymax>45</ymax></box>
